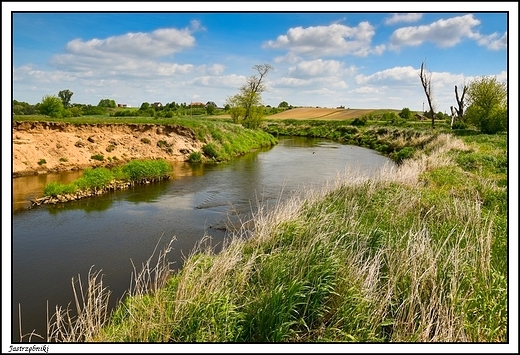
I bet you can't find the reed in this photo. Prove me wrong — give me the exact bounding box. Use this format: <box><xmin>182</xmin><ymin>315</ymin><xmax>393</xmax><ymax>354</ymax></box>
<box><xmin>31</xmin><ymin>130</ymin><xmax>507</xmax><ymax>343</ymax></box>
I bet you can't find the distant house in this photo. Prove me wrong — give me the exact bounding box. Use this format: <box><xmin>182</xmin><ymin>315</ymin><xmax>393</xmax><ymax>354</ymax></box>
<box><xmin>189</xmin><ymin>102</ymin><xmax>205</xmax><ymax>107</ymax></box>
<box><xmin>153</xmin><ymin>102</ymin><xmax>163</xmax><ymax>108</ymax></box>
<box><xmin>415</xmin><ymin>113</ymin><xmax>428</xmax><ymax>121</ymax></box>
<box><xmin>118</xmin><ymin>103</ymin><xmax>127</xmax><ymax>108</ymax></box>
<box><xmin>205</xmin><ymin>101</ymin><xmax>217</xmax><ymax>108</ymax></box>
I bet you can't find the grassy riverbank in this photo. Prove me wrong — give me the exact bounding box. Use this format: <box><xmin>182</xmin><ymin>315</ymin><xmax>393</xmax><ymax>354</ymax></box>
<box><xmin>42</xmin><ymin>159</ymin><xmax>172</xmax><ymax>198</ymax></box>
<box><xmin>42</xmin><ymin>127</ymin><xmax>508</xmax><ymax>343</ymax></box>
<box><xmin>13</xmin><ymin>115</ymin><xmax>278</xmax><ymax>164</ymax></box>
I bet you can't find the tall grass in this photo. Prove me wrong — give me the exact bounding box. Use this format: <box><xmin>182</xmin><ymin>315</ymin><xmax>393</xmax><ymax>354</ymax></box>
<box><xmin>35</xmin><ymin>132</ymin><xmax>507</xmax><ymax>343</ymax></box>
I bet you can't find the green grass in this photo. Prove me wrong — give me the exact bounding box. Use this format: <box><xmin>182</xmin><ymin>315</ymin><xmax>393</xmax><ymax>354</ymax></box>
<box><xmin>40</xmin><ymin>130</ymin><xmax>507</xmax><ymax>343</ymax></box>
<box><xmin>43</xmin><ymin>159</ymin><xmax>173</xmax><ymax>197</ymax></box>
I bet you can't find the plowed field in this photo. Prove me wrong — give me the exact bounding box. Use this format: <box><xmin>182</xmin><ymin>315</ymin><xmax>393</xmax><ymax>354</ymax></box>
<box><xmin>267</xmin><ymin>108</ymin><xmax>378</xmax><ymax>120</ymax></box>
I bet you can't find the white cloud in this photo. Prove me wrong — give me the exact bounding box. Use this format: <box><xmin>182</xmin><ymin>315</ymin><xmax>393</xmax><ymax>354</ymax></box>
<box><xmin>385</xmin><ymin>13</ymin><xmax>422</xmax><ymax>25</ymax></box>
<box><xmin>477</xmin><ymin>31</ymin><xmax>508</xmax><ymax>50</ymax></box>
<box><xmin>287</xmin><ymin>59</ymin><xmax>356</xmax><ymax>78</ymax></box>
<box><xmin>13</xmin><ymin>65</ymin><xmax>77</xmax><ymax>83</ymax></box>
<box><xmin>390</xmin><ymin>14</ymin><xmax>481</xmax><ymax>49</ymax></box>
<box><xmin>186</xmin><ymin>74</ymin><xmax>246</xmax><ymax>88</ymax></box>
<box><xmin>264</xmin><ymin>22</ymin><xmax>383</xmax><ymax>57</ymax></box>
<box><xmin>348</xmin><ymin>86</ymin><xmax>384</xmax><ymax>94</ymax></box>
<box><xmin>46</xmin><ymin>25</ymin><xmax>198</xmax><ymax>80</ymax></box>
<box><xmin>62</xmin><ymin>27</ymin><xmax>195</xmax><ymax>59</ymax></box>
<box><xmin>355</xmin><ymin>66</ymin><xmax>419</xmax><ymax>85</ymax></box>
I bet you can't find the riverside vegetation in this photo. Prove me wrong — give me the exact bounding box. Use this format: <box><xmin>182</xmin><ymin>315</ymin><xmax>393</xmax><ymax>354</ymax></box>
<box><xmin>18</xmin><ymin>115</ymin><xmax>507</xmax><ymax>343</ymax></box>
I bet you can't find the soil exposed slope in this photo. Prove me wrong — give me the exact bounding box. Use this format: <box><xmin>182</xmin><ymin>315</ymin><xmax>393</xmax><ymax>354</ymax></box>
<box><xmin>12</xmin><ymin>121</ymin><xmax>203</xmax><ymax>177</ymax></box>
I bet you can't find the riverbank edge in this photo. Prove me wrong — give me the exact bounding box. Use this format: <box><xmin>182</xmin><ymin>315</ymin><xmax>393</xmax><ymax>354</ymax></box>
<box><xmin>66</xmin><ymin>130</ymin><xmax>507</xmax><ymax>342</ymax></box>
<box><xmin>12</xmin><ymin>119</ymin><xmax>278</xmax><ymax>178</ymax></box>
<box><xmin>29</xmin><ymin>175</ymin><xmax>170</xmax><ymax>208</ymax></box>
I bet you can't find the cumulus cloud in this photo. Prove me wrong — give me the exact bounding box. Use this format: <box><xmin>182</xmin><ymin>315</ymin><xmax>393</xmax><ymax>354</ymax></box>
<box><xmin>13</xmin><ymin>65</ymin><xmax>77</xmax><ymax>83</ymax></box>
<box><xmin>390</xmin><ymin>14</ymin><xmax>481</xmax><ymax>49</ymax></box>
<box><xmin>287</xmin><ymin>59</ymin><xmax>356</xmax><ymax>78</ymax></box>
<box><xmin>186</xmin><ymin>74</ymin><xmax>246</xmax><ymax>88</ymax></box>
<box><xmin>385</xmin><ymin>13</ymin><xmax>422</xmax><ymax>25</ymax></box>
<box><xmin>264</xmin><ymin>22</ymin><xmax>383</xmax><ymax>57</ymax></box>
<box><xmin>477</xmin><ymin>31</ymin><xmax>508</xmax><ymax>50</ymax></box>
<box><xmin>355</xmin><ymin>66</ymin><xmax>419</xmax><ymax>85</ymax></box>
<box><xmin>48</xmin><ymin>25</ymin><xmax>199</xmax><ymax>79</ymax></box>
<box><xmin>64</xmin><ymin>27</ymin><xmax>195</xmax><ymax>59</ymax></box>
<box><xmin>390</xmin><ymin>14</ymin><xmax>508</xmax><ymax>52</ymax></box>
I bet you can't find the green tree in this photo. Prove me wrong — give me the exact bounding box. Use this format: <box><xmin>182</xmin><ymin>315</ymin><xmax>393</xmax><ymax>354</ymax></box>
<box><xmin>39</xmin><ymin>95</ymin><xmax>64</xmax><ymax>117</ymax></box>
<box><xmin>278</xmin><ymin>101</ymin><xmax>289</xmax><ymax>109</ymax></box>
<box><xmin>465</xmin><ymin>76</ymin><xmax>507</xmax><ymax>134</ymax></box>
<box><xmin>398</xmin><ymin>107</ymin><xmax>412</xmax><ymax>120</ymax></box>
<box><xmin>98</xmin><ymin>99</ymin><xmax>117</xmax><ymax>108</ymax></box>
<box><xmin>226</xmin><ymin>94</ymin><xmax>246</xmax><ymax>124</ymax></box>
<box><xmin>69</xmin><ymin>106</ymin><xmax>83</xmax><ymax>117</ymax></box>
<box><xmin>225</xmin><ymin>64</ymin><xmax>273</xmax><ymax>129</ymax></box>
<box><xmin>58</xmin><ymin>89</ymin><xmax>74</xmax><ymax>108</ymax></box>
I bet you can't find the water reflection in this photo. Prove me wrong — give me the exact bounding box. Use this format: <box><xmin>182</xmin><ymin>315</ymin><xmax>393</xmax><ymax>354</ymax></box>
<box><xmin>11</xmin><ymin>137</ymin><xmax>393</xmax><ymax>341</ymax></box>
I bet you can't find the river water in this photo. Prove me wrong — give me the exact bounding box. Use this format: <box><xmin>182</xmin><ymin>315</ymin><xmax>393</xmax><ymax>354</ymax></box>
<box><xmin>11</xmin><ymin>137</ymin><xmax>393</xmax><ymax>341</ymax></box>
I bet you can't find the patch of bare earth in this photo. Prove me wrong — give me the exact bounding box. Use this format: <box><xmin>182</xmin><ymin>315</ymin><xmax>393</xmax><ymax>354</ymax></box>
<box><xmin>12</xmin><ymin>121</ymin><xmax>204</xmax><ymax>177</ymax></box>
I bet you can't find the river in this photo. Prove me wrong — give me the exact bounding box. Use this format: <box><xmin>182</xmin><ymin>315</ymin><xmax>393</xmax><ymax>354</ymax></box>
<box><xmin>11</xmin><ymin>137</ymin><xmax>393</xmax><ymax>341</ymax></box>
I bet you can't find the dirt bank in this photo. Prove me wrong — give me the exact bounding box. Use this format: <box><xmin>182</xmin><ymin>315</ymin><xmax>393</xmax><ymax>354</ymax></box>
<box><xmin>12</xmin><ymin>121</ymin><xmax>204</xmax><ymax>177</ymax></box>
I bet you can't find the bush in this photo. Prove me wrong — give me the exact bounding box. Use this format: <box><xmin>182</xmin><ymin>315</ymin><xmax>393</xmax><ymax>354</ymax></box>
<box><xmin>465</xmin><ymin>76</ymin><xmax>507</xmax><ymax>134</ymax></box>
<box><xmin>202</xmin><ymin>143</ymin><xmax>219</xmax><ymax>159</ymax></box>
<box><xmin>91</xmin><ymin>154</ymin><xmax>104</xmax><ymax>161</ymax></box>
<box><xmin>395</xmin><ymin>147</ymin><xmax>415</xmax><ymax>163</ymax></box>
<box><xmin>451</xmin><ymin>121</ymin><xmax>468</xmax><ymax>130</ymax></box>
<box><xmin>188</xmin><ymin>151</ymin><xmax>202</xmax><ymax>163</ymax></box>
<box><xmin>350</xmin><ymin>116</ymin><xmax>367</xmax><ymax>126</ymax></box>
<box><xmin>39</xmin><ymin>95</ymin><xmax>64</xmax><ymax>118</ymax></box>
<box><xmin>399</xmin><ymin>108</ymin><xmax>412</xmax><ymax>120</ymax></box>
<box><xmin>141</xmin><ymin>138</ymin><xmax>151</xmax><ymax>144</ymax></box>
<box><xmin>122</xmin><ymin>159</ymin><xmax>172</xmax><ymax>182</ymax></box>
<box><xmin>76</xmin><ymin>167</ymin><xmax>113</xmax><ymax>190</ymax></box>
<box><xmin>37</xmin><ymin>158</ymin><xmax>47</xmax><ymax>165</ymax></box>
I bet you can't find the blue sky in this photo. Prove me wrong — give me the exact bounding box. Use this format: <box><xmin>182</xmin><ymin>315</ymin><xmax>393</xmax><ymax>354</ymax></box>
<box><xmin>5</xmin><ymin>3</ymin><xmax>515</xmax><ymax>113</ymax></box>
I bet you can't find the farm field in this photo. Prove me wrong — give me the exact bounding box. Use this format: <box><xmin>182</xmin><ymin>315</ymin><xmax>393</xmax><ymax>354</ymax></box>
<box><xmin>266</xmin><ymin>107</ymin><xmax>386</xmax><ymax>120</ymax></box>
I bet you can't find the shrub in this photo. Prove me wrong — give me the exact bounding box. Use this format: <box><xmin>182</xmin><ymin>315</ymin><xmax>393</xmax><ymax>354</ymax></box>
<box><xmin>157</xmin><ymin>140</ymin><xmax>169</xmax><ymax>148</ymax></box>
<box><xmin>91</xmin><ymin>154</ymin><xmax>104</xmax><ymax>161</ymax></box>
<box><xmin>43</xmin><ymin>181</ymin><xmax>76</xmax><ymax>197</ymax></box>
<box><xmin>59</xmin><ymin>157</ymin><xmax>68</xmax><ymax>162</ymax></box>
<box><xmin>38</xmin><ymin>159</ymin><xmax>47</xmax><ymax>165</ymax></box>
<box><xmin>141</xmin><ymin>138</ymin><xmax>151</xmax><ymax>144</ymax></box>
<box><xmin>122</xmin><ymin>159</ymin><xmax>172</xmax><ymax>182</ymax></box>
<box><xmin>451</xmin><ymin>121</ymin><xmax>468</xmax><ymax>130</ymax></box>
<box><xmin>202</xmin><ymin>143</ymin><xmax>219</xmax><ymax>159</ymax></box>
<box><xmin>350</xmin><ymin>116</ymin><xmax>367</xmax><ymax>126</ymax></box>
<box><xmin>188</xmin><ymin>151</ymin><xmax>202</xmax><ymax>163</ymax></box>
<box><xmin>39</xmin><ymin>95</ymin><xmax>64</xmax><ymax>118</ymax></box>
<box><xmin>76</xmin><ymin>167</ymin><xmax>113</xmax><ymax>190</ymax></box>
<box><xmin>395</xmin><ymin>147</ymin><xmax>415</xmax><ymax>163</ymax></box>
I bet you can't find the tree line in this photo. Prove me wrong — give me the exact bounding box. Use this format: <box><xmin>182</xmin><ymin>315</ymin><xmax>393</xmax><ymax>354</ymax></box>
<box><xmin>419</xmin><ymin>59</ymin><xmax>507</xmax><ymax>134</ymax></box>
<box><xmin>13</xmin><ymin>61</ymin><xmax>507</xmax><ymax>134</ymax></box>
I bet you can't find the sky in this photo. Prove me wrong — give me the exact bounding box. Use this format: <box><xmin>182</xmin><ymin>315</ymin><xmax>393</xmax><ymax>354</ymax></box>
<box><xmin>5</xmin><ymin>2</ymin><xmax>516</xmax><ymax>114</ymax></box>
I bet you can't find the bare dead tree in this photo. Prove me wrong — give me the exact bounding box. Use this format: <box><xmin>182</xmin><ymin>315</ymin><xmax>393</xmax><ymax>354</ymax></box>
<box><xmin>419</xmin><ymin>59</ymin><xmax>436</xmax><ymax>129</ymax></box>
<box><xmin>450</xmin><ymin>106</ymin><xmax>457</xmax><ymax>128</ymax></box>
<box><xmin>454</xmin><ymin>84</ymin><xmax>467</xmax><ymax>121</ymax></box>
